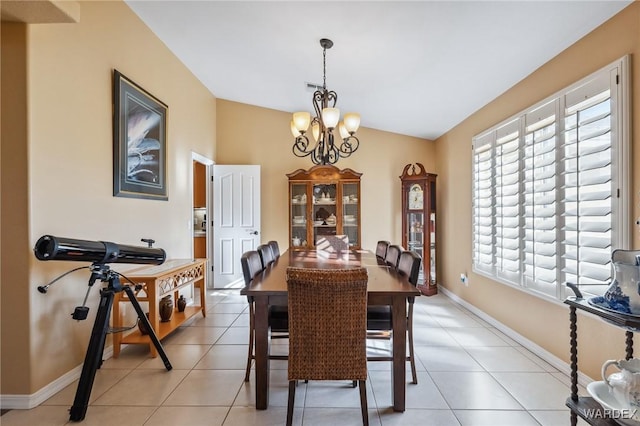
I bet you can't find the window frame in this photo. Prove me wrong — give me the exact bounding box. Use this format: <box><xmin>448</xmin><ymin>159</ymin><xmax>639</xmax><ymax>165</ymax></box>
<box><xmin>471</xmin><ymin>55</ymin><xmax>631</xmax><ymax>302</ymax></box>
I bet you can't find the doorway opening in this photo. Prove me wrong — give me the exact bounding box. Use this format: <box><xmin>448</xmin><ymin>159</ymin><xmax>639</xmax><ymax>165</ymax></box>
<box><xmin>192</xmin><ymin>152</ymin><xmax>213</xmax><ymax>288</ymax></box>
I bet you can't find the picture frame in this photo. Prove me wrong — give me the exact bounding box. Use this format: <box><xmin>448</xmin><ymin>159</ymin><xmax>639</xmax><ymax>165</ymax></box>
<box><xmin>113</xmin><ymin>70</ymin><xmax>168</xmax><ymax>200</ymax></box>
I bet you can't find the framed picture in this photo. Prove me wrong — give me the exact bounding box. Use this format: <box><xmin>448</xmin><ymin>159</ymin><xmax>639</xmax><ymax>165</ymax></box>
<box><xmin>113</xmin><ymin>70</ymin><xmax>168</xmax><ymax>200</ymax></box>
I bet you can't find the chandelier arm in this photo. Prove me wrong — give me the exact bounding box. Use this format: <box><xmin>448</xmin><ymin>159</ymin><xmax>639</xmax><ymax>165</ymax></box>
<box><xmin>326</xmin><ymin>91</ymin><xmax>337</xmax><ymax>108</ymax></box>
<box><xmin>312</xmin><ymin>91</ymin><xmax>324</xmax><ymax>127</ymax></box>
<box><xmin>324</xmin><ymin>132</ymin><xmax>340</xmax><ymax>165</ymax></box>
<box><xmin>292</xmin><ymin>135</ymin><xmax>313</xmax><ymax>158</ymax></box>
<box><xmin>338</xmin><ymin>135</ymin><xmax>360</xmax><ymax>156</ymax></box>
<box><xmin>313</xmin><ymin>137</ymin><xmax>326</xmax><ymax>165</ymax></box>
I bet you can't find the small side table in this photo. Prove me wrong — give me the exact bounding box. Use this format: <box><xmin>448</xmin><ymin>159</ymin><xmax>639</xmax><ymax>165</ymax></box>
<box><xmin>112</xmin><ymin>259</ymin><xmax>207</xmax><ymax>357</ymax></box>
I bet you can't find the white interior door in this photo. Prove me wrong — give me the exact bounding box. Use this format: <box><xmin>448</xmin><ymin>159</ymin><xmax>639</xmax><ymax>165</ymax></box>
<box><xmin>213</xmin><ymin>165</ymin><xmax>261</xmax><ymax>288</ymax></box>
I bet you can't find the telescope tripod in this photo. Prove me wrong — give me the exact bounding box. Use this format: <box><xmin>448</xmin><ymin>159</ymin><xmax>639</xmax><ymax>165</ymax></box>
<box><xmin>69</xmin><ymin>264</ymin><xmax>172</xmax><ymax>422</ymax></box>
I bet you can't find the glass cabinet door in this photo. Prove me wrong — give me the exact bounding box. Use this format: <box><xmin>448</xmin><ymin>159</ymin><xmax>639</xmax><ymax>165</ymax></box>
<box><xmin>290</xmin><ymin>183</ymin><xmax>307</xmax><ymax>247</ymax></box>
<box><xmin>429</xmin><ymin>211</ymin><xmax>436</xmax><ymax>284</ymax></box>
<box><xmin>312</xmin><ymin>183</ymin><xmax>337</xmax><ymax>245</ymax></box>
<box><xmin>342</xmin><ymin>182</ymin><xmax>359</xmax><ymax>247</ymax></box>
<box><xmin>407</xmin><ymin>212</ymin><xmax>425</xmax><ymax>283</ymax></box>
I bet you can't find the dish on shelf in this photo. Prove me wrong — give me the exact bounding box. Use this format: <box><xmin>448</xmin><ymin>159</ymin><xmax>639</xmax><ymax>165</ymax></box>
<box><xmin>314</xmin><ymin>220</ymin><xmax>324</xmax><ymax>226</ymax></box>
<box><xmin>588</xmin><ymin>296</ymin><xmax>640</xmax><ymax>317</ymax></box>
<box><xmin>587</xmin><ymin>381</ymin><xmax>640</xmax><ymax>425</ymax></box>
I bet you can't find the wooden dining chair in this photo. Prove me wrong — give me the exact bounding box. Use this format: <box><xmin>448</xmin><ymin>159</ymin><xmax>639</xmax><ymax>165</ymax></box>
<box><xmin>384</xmin><ymin>244</ymin><xmax>403</xmax><ymax>268</ymax></box>
<box><xmin>285</xmin><ymin>267</ymin><xmax>369</xmax><ymax>426</ymax></box>
<box><xmin>267</xmin><ymin>240</ymin><xmax>280</xmax><ymax>259</ymax></box>
<box><xmin>396</xmin><ymin>250</ymin><xmax>421</xmax><ymax>384</ymax></box>
<box><xmin>241</xmin><ymin>250</ymin><xmax>288</xmax><ymax>382</ymax></box>
<box><xmin>366</xmin><ymin>250</ymin><xmax>421</xmax><ymax>384</ymax></box>
<box><xmin>257</xmin><ymin>243</ymin><xmax>275</xmax><ymax>269</ymax></box>
<box><xmin>375</xmin><ymin>240</ymin><xmax>390</xmax><ymax>260</ymax></box>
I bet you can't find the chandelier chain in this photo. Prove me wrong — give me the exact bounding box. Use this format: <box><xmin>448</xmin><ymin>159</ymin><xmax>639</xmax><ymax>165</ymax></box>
<box><xmin>322</xmin><ymin>45</ymin><xmax>327</xmax><ymax>90</ymax></box>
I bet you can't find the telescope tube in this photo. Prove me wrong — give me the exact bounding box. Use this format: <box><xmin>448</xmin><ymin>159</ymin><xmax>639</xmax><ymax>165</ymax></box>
<box><xmin>34</xmin><ymin>235</ymin><xmax>166</xmax><ymax>265</ymax></box>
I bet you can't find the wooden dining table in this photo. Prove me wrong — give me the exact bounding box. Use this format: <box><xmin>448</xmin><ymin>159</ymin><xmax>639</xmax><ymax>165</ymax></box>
<box><xmin>244</xmin><ymin>249</ymin><xmax>420</xmax><ymax>412</ymax></box>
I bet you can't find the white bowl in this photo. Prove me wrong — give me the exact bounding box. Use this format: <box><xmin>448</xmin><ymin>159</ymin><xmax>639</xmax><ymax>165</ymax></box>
<box><xmin>587</xmin><ymin>381</ymin><xmax>640</xmax><ymax>425</ymax></box>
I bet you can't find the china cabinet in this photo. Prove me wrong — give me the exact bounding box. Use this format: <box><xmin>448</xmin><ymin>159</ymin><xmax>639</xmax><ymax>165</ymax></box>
<box><xmin>400</xmin><ymin>163</ymin><xmax>437</xmax><ymax>295</ymax></box>
<box><xmin>287</xmin><ymin>165</ymin><xmax>361</xmax><ymax>250</ymax></box>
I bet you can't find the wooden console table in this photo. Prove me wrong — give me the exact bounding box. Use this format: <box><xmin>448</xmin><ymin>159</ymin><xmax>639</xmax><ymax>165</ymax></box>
<box><xmin>112</xmin><ymin>259</ymin><xmax>207</xmax><ymax>357</ymax></box>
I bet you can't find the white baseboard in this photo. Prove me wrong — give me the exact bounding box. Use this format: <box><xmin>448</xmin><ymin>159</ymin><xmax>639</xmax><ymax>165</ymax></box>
<box><xmin>439</xmin><ymin>287</ymin><xmax>593</xmax><ymax>387</ymax></box>
<box><xmin>0</xmin><ymin>346</ymin><xmax>113</xmax><ymax>409</ymax></box>
<box><xmin>2</xmin><ymin>290</ymin><xmax>591</xmax><ymax>409</ymax></box>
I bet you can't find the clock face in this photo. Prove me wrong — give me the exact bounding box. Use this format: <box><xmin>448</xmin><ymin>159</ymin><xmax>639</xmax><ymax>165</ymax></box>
<box><xmin>408</xmin><ymin>184</ymin><xmax>423</xmax><ymax>210</ymax></box>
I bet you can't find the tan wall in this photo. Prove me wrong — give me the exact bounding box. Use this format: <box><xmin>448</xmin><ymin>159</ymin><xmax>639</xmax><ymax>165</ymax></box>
<box><xmin>1</xmin><ymin>0</ymin><xmax>216</xmax><ymax>394</ymax></box>
<box><xmin>1</xmin><ymin>22</ymin><xmax>31</xmax><ymax>394</ymax></box>
<box><xmin>435</xmin><ymin>2</ymin><xmax>640</xmax><ymax>380</ymax></box>
<box><xmin>215</xmin><ymin>100</ymin><xmax>435</xmax><ymax>252</ymax></box>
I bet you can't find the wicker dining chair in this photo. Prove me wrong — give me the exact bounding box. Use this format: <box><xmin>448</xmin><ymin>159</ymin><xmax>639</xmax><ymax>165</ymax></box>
<box><xmin>384</xmin><ymin>244</ymin><xmax>403</xmax><ymax>268</ymax></box>
<box><xmin>285</xmin><ymin>267</ymin><xmax>369</xmax><ymax>426</ymax></box>
<box><xmin>241</xmin><ymin>250</ymin><xmax>288</xmax><ymax>382</ymax></box>
<box><xmin>375</xmin><ymin>240</ymin><xmax>390</xmax><ymax>260</ymax></box>
<box><xmin>257</xmin><ymin>243</ymin><xmax>275</xmax><ymax>269</ymax></box>
<box><xmin>366</xmin><ymin>250</ymin><xmax>421</xmax><ymax>384</ymax></box>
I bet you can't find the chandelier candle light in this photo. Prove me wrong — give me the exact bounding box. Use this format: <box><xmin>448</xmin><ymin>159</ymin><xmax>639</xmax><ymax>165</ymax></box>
<box><xmin>291</xmin><ymin>38</ymin><xmax>361</xmax><ymax>165</ymax></box>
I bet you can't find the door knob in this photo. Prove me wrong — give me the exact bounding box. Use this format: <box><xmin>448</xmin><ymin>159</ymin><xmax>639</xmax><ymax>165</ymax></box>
<box><xmin>250</xmin><ymin>230</ymin><xmax>259</xmax><ymax>235</ymax></box>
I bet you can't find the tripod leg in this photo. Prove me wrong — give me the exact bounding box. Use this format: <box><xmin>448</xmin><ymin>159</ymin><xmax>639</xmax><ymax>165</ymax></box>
<box><xmin>69</xmin><ymin>288</ymin><xmax>114</xmax><ymax>422</ymax></box>
<box><xmin>123</xmin><ymin>285</ymin><xmax>172</xmax><ymax>371</ymax></box>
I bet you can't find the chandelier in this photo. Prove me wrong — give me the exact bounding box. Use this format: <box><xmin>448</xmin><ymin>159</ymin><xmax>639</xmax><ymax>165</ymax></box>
<box><xmin>290</xmin><ymin>38</ymin><xmax>361</xmax><ymax>165</ymax></box>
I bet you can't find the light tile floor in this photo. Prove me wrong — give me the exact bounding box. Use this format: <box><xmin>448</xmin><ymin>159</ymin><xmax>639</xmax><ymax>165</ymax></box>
<box><xmin>1</xmin><ymin>290</ymin><xmax>587</xmax><ymax>425</ymax></box>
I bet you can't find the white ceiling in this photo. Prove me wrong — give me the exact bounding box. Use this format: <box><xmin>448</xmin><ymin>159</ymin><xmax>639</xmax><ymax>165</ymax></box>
<box><xmin>125</xmin><ymin>0</ymin><xmax>632</xmax><ymax>140</ymax></box>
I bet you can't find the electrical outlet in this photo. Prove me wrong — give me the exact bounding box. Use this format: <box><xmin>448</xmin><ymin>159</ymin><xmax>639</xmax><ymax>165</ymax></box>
<box><xmin>460</xmin><ymin>273</ymin><xmax>469</xmax><ymax>286</ymax></box>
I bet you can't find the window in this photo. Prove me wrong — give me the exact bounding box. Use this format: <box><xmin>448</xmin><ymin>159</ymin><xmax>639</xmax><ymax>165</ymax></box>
<box><xmin>472</xmin><ymin>56</ymin><xmax>630</xmax><ymax>301</ymax></box>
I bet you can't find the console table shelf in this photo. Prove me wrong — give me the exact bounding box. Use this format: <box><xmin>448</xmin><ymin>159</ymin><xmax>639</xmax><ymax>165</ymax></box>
<box><xmin>565</xmin><ymin>286</ymin><xmax>640</xmax><ymax>425</ymax></box>
<box><xmin>113</xmin><ymin>259</ymin><xmax>207</xmax><ymax>357</ymax></box>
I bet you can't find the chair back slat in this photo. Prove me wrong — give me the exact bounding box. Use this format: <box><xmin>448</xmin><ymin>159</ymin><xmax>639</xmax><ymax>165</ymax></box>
<box><xmin>240</xmin><ymin>250</ymin><xmax>263</xmax><ymax>287</ymax></box>
<box><xmin>397</xmin><ymin>250</ymin><xmax>422</xmax><ymax>286</ymax></box>
<box><xmin>257</xmin><ymin>244</ymin><xmax>275</xmax><ymax>268</ymax></box>
<box><xmin>286</xmin><ymin>267</ymin><xmax>368</xmax><ymax>381</ymax></box>
<box><xmin>375</xmin><ymin>241</ymin><xmax>390</xmax><ymax>259</ymax></box>
<box><xmin>267</xmin><ymin>240</ymin><xmax>281</xmax><ymax>259</ymax></box>
<box><xmin>385</xmin><ymin>245</ymin><xmax>403</xmax><ymax>269</ymax></box>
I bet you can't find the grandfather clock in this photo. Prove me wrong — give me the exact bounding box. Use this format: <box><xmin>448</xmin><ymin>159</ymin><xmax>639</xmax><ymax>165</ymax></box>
<box><xmin>401</xmin><ymin>163</ymin><xmax>437</xmax><ymax>295</ymax></box>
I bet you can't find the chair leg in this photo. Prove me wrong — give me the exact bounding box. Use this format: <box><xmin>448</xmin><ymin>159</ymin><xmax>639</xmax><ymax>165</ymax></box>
<box><xmin>244</xmin><ymin>303</ymin><xmax>255</xmax><ymax>382</ymax></box>
<box><xmin>358</xmin><ymin>380</ymin><xmax>368</xmax><ymax>426</ymax></box>
<box><xmin>286</xmin><ymin>380</ymin><xmax>296</xmax><ymax>426</ymax></box>
<box><xmin>408</xmin><ymin>302</ymin><xmax>418</xmax><ymax>384</ymax></box>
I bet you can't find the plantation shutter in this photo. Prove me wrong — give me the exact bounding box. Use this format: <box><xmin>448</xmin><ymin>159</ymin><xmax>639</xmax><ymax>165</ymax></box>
<box><xmin>562</xmin><ymin>72</ymin><xmax>613</xmax><ymax>296</ymax></box>
<box><xmin>472</xmin><ymin>133</ymin><xmax>494</xmax><ymax>275</ymax></box>
<box><xmin>523</xmin><ymin>100</ymin><xmax>558</xmax><ymax>297</ymax></box>
<box><xmin>471</xmin><ymin>57</ymin><xmax>628</xmax><ymax>301</ymax></box>
<box><xmin>494</xmin><ymin>120</ymin><xmax>521</xmax><ymax>282</ymax></box>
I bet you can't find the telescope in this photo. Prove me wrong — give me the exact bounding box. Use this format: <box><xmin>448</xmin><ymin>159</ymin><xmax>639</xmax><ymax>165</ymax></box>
<box><xmin>34</xmin><ymin>235</ymin><xmax>166</xmax><ymax>265</ymax></box>
<box><xmin>33</xmin><ymin>234</ymin><xmax>172</xmax><ymax>422</ymax></box>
